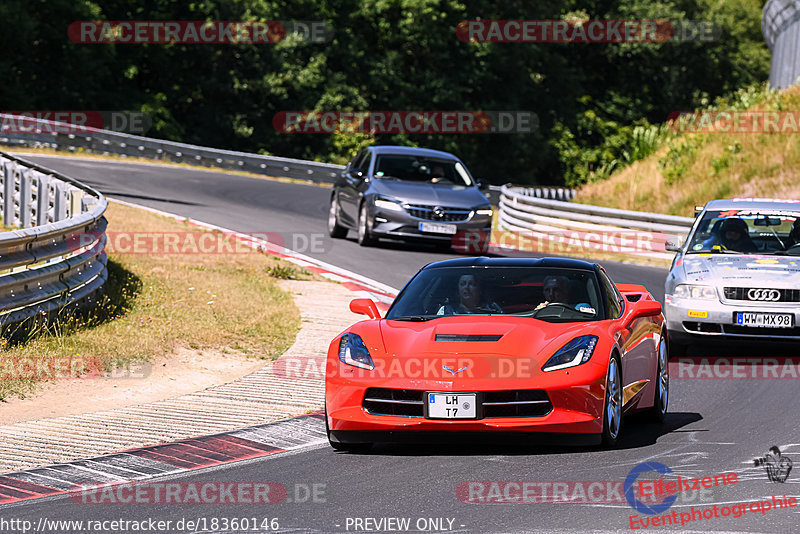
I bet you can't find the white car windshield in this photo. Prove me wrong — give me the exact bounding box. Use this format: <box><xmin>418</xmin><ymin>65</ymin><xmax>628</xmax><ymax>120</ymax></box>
<box><xmin>686</xmin><ymin>209</ymin><xmax>800</xmax><ymax>255</ymax></box>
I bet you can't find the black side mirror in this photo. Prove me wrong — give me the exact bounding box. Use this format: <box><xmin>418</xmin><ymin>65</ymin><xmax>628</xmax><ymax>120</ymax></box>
<box><xmin>476</xmin><ymin>178</ymin><xmax>489</xmax><ymax>190</ymax></box>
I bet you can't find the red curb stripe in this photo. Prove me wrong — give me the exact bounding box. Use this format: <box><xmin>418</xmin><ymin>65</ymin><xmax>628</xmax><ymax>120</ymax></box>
<box><xmin>183</xmin><ymin>436</ymin><xmax>278</xmax><ymax>457</ymax></box>
<box><xmin>128</xmin><ymin>449</ymin><xmax>207</xmax><ymax>469</ymax></box>
<box><xmin>0</xmin><ymin>476</ymin><xmax>61</xmax><ymax>496</ymax></box>
<box><xmin>178</xmin><ymin>439</ymin><xmax>267</xmax><ymax>461</ymax></box>
<box><xmin>150</xmin><ymin>443</ymin><xmax>234</xmax><ymax>463</ymax></box>
<box><xmin>170</xmin><ymin>442</ymin><xmax>242</xmax><ymax>463</ymax></box>
<box><xmin>218</xmin><ymin>435</ymin><xmax>287</xmax><ymax>453</ymax></box>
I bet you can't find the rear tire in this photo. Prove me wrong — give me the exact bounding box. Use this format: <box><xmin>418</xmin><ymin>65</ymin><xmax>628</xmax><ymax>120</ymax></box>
<box><xmin>328</xmin><ymin>196</ymin><xmax>348</xmax><ymax>238</ymax></box>
<box><xmin>357</xmin><ymin>203</ymin><xmax>377</xmax><ymax>246</ymax></box>
<box><xmin>601</xmin><ymin>355</ymin><xmax>623</xmax><ymax>447</ymax></box>
<box><xmin>648</xmin><ymin>333</ymin><xmax>669</xmax><ymax>423</ymax></box>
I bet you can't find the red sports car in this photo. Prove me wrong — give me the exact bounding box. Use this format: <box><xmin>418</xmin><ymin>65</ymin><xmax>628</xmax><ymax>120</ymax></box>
<box><xmin>325</xmin><ymin>257</ymin><xmax>668</xmax><ymax>450</ymax></box>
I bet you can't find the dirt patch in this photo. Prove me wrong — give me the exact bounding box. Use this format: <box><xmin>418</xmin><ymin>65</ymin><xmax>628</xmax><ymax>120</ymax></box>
<box><xmin>0</xmin><ymin>345</ymin><xmax>265</xmax><ymax>425</ymax></box>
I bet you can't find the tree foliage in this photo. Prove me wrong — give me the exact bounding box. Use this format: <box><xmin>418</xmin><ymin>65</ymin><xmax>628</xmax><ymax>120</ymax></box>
<box><xmin>3</xmin><ymin>0</ymin><xmax>769</xmax><ymax>185</ymax></box>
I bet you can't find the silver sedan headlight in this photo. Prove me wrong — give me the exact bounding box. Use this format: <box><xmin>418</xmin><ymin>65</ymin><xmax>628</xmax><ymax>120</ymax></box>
<box><xmin>673</xmin><ymin>284</ymin><xmax>717</xmax><ymax>300</ymax></box>
<box><xmin>374</xmin><ymin>196</ymin><xmax>404</xmax><ymax>212</ymax></box>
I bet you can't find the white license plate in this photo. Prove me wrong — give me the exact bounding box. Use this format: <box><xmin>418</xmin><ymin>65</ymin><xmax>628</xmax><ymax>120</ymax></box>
<box><xmin>419</xmin><ymin>222</ymin><xmax>457</xmax><ymax>235</ymax></box>
<box><xmin>426</xmin><ymin>392</ymin><xmax>477</xmax><ymax>419</ymax></box>
<box><xmin>736</xmin><ymin>312</ymin><xmax>793</xmax><ymax>328</ymax></box>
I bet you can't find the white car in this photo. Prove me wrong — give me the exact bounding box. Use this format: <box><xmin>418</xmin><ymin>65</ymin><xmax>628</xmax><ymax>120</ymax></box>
<box><xmin>664</xmin><ymin>198</ymin><xmax>800</xmax><ymax>356</ymax></box>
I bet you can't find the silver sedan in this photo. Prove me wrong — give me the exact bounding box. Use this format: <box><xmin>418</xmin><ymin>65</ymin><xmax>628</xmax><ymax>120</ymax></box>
<box><xmin>328</xmin><ymin>146</ymin><xmax>493</xmax><ymax>252</ymax></box>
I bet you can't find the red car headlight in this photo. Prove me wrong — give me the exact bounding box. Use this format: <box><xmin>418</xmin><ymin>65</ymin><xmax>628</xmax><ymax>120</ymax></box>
<box><xmin>338</xmin><ymin>333</ymin><xmax>375</xmax><ymax>370</ymax></box>
<box><xmin>541</xmin><ymin>335</ymin><xmax>599</xmax><ymax>372</ymax></box>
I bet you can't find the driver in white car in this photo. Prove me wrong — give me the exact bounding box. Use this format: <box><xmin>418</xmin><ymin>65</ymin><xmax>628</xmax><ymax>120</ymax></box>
<box><xmin>786</xmin><ymin>219</ymin><xmax>800</xmax><ymax>248</ymax></box>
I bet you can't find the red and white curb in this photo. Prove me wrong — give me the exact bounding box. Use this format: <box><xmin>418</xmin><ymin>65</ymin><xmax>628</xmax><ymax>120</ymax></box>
<box><xmin>0</xmin><ymin>199</ymin><xmax>401</xmax><ymax>506</ymax></box>
<box><xmin>0</xmin><ymin>412</ymin><xmax>326</xmax><ymax>506</ymax></box>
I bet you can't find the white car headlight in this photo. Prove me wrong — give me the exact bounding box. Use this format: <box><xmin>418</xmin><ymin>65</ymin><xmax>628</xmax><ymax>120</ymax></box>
<box><xmin>374</xmin><ymin>196</ymin><xmax>404</xmax><ymax>211</ymax></box>
<box><xmin>673</xmin><ymin>284</ymin><xmax>717</xmax><ymax>300</ymax></box>
<box><xmin>474</xmin><ymin>207</ymin><xmax>493</xmax><ymax>217</ymax></box>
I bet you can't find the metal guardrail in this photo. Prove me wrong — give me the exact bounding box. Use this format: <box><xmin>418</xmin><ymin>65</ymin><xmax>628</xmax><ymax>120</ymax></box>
<box><xmin>0</xmin><ymin>113</ymin><xmax>345</xmax><ymax>184</ymax></box>
<box><xmin>0</xmin><ymin>150</ymin><xmax>107</xmax><ymax>327</ymax></box>
<box><xmin>497</xmin><ymin>185</ymin><xmax>694</xmax><ymax>259</ymax></box>
<box><xmin>0</xmin><ymin>114</ymin><xmax>576</xmax><ymax>201</ymax></box>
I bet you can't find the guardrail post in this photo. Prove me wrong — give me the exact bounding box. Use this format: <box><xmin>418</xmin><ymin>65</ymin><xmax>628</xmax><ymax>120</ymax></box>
<box><xmin>54</xmin><ymin>182</ymin><xmax>67</xmax><ymax>221</ymax></box>
<box><xmin>3</xmin><ymin>162</ymin><xmax>15</xmax><ymax>227</ymax></box>
<box><xmin>36</xmin><ymin>174</ymin><xmax>50</xmax><ymax>225</ymax></box>
<box><xmin>19</xmin><ymin>169</ymin><xmax>32</xmax><ymax>228</ymax></box>
<box><xmin>69</xmin><ymin>189</ymin><xmax>83</xmax><ymax>217</ymax></box>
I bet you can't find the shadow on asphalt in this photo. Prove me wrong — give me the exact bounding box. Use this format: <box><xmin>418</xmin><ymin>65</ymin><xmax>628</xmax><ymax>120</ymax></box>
<box><xmin>104</xmin><ymin>191</ymin><xmax>204</xmax><ymax>206</ymax></box>
<box><xmin>333</xmin><ymin>412</ymin><xmax>702</xmax><ymax>457</ymax></box>
<box><xmin>681</xmin><ymin>340</ymin><xmax>800</xmax><ymax>358</ymax></box>
<box><xmin>347</xmin><ymin>237</ymin><xmax>502</xmax><ymax>257</ymax></box>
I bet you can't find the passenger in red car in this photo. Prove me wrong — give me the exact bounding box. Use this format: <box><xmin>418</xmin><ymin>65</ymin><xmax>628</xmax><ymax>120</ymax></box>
<box><xmin>438</xmin><ymin>274</ymin><xmax>501</xmax><ymax>314</ymax></box>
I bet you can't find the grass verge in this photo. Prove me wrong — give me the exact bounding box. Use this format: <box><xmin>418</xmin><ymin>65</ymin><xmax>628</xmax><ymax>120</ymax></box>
<box><xmin>0</xmin><ymin>202</ymin><xmax>317</xmax><ymax>400</ymax></box>
<box><xmin>574</xmin><ymin>84</ymin><xmax>800</xmax><ymax>215</ymax></box>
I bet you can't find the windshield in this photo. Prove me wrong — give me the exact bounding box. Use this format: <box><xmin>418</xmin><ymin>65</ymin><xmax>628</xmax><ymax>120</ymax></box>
<box><xmin>373</xmin><ymin>155</ymin><xmax>473</xmax><ymax>186</ymax></box>
<box><xmin>686</xmin><ymin>209</ymin><xmax>800</xmax><ymax>255</ymax></box>
<box><xmin>386</xmin><ymin>266</ymin><xmax>604</xmax><ymax>323</ymax></box>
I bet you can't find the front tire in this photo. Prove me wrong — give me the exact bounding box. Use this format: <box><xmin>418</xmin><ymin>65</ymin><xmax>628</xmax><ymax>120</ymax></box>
<box><xmin>325</xmin><ymin>408</ymin><xmax>372</xmax><ymax>453</ymax></box>
<box><xmin>601</xmin><ymin>355</ymin><xmax>623</xmax><ymax>447</ymax></box>
<box><xmin>357</xmin><ymin>203</ymin><xmax>377</xmax><ymax>246</ymax></box>
<box><xmin>648</xmin><ymin>333</ymin><xmax>669</xmax><ymax>423</ymax></box>
<box><xmin>328</xmin><ymin>196</ymin><xmax>348</xmax><ymax>238</ymax></box>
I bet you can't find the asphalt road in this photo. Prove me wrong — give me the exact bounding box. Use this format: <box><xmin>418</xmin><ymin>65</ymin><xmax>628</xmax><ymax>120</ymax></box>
<box><xmin>2</xmin><ymin>155</ymin><xmax>798</xmax><ymax>533</ymax></box>
<box><xmin>17</xmin><ymin>155</ymin><xmax>666</xmax><ymax>296</ymax></box>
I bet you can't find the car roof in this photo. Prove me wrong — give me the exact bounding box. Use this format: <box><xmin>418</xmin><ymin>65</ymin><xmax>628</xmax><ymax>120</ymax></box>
<box><xmin>421</xmin><ymin>256</ymin><xmax>598</xmax><ymax>271</ymax></box>
<box><xmin>368</xmin><ymin>145</ymin><xmax>459</xmax><ymax>159</ymax></box>
<box><xmin>704</xmin><ymin>198</ymin><xmax>800</xmax><ymax>211</ymax></box>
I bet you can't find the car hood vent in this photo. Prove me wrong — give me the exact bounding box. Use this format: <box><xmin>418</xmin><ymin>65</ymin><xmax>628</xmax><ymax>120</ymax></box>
<box><xmin>435</xmin><ymin>334</ymin><xmax>504</xmax><ymax>342</ymax></box>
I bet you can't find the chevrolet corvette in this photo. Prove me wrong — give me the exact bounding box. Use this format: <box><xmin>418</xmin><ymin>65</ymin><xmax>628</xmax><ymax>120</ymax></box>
<box><xmin>325</xmin><ymin>257</ymin><xmax>668</xmax><ymax>451</ymax></box>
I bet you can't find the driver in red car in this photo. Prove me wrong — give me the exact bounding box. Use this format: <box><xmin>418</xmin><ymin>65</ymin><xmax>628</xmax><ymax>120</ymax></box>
<box><xmin>535</xmin><ymin>275</ymin><xmax>594</xmax><ymax>313</ymax></box>
<box><xmin>438</xmin><ymin>273</ymin><xmax>501</xmax><ymax>314</ymax></box>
